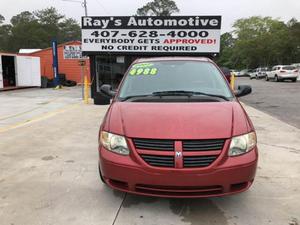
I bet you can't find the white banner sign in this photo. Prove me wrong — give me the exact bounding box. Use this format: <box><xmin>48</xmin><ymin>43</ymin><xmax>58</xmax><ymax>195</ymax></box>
<box><xmin>63</xmin><ymin>45</ymin><xmax>83</xmax><ymax>59</ymax></box>
<box><xmin>81</xmin><ymin>16</ymin><xmax>221</xmax><ymax>54</ymax></box>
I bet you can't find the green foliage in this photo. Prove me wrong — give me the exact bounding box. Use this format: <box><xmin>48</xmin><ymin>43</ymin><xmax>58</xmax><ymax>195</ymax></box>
<box><xmin>0</xmin><ymin>7</ymin><xmax>81</xmax><ymax>53</ymax></box>
<box><xmin>217</xmin><ymin>16</ymin><xmax>300</xmax><ymax>69</ymax></box>
<box><xmin>137</xmin><ymin>0</ymin><xmax>179</xmax><ymax>16</ymax></box>
<box><xmin>0</xmin><ymin>14</ymin><xmax>5</xmax><ymax>24</ymax></box>
<box><xmin>0</xmin><ymin>14</ymin><xmax>12</xmax><ymax>51</ymax></box>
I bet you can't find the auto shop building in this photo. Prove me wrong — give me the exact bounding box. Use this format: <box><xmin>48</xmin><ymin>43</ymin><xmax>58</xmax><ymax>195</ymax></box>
<box><xmin>29</xmin><ymin>40</ymin><xmax>90</xmax><ymax>84</ymax></box>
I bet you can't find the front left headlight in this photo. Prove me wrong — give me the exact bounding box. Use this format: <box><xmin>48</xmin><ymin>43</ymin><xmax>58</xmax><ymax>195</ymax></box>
<box><xmin>228</xmin><ymin>132</ymin><xmax>257</xmax><ymax>156</ymax></box>
<box><xmin>100</xmin><ymin>131</ymin><xmax>130</xmax><ymax>155</ymax></box>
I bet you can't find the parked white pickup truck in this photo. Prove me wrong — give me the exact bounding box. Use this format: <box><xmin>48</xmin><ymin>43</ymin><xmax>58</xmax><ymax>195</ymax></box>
<box><xmin>265</xmin><ymin>65</ymin><xmax>298</xmax><ymax>82</ymax></box>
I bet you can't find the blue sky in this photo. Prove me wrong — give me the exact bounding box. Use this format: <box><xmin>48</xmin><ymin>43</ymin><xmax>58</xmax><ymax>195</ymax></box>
<box><xmin>1</xmin><ymin>0</ymin><xmax>300</xmax><ymax>32</ymax></box>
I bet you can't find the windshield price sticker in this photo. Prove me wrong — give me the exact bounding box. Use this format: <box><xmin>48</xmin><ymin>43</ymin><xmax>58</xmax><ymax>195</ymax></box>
<box><xmin>129</xmin><ymin>67</ymin><xmax>158</xmax><ymax>76</ymax></box>
<box><xmin>82</xmin><ymin>16</ymin><xmax>221</xmax><ymax>54</ymax></box>
<box><xmin>132</xmin><ymin>63</ymin><xmax>154</xmax><ymax>68</ymax></box>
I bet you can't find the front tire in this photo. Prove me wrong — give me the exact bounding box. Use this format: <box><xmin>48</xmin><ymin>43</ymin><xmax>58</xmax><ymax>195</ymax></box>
<box><xmin>292</xmin><ymin>78</ymin><xmax>297</xmax><ymax>82</ymax></box>
<box><xmin>98</xmin><ymin>165</ymin><xmax>106</xmax><ymax>184</ymax></box>
<box><xmin>265</xmin><ymin>76</ymin><xmax>269</xmax><ymax>81</ymax></box>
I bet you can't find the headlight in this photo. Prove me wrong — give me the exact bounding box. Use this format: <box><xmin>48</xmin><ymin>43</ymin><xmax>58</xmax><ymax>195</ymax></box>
<box><xmin>228</xmin><ymin>132</ymin><xmax>257</xmax><ymax>156</ymax></box>
<box><xmin>100</xmin><ymin>131</ymin><xmax>130</xmax><ymax>155</ymax></box>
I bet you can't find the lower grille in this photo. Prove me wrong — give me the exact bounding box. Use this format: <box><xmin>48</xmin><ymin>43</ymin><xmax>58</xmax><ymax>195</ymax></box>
<box><xmin>141</xmin><ymin>155</ymin><xmax>174</xmax><ymax>167</ymax></box>
<box><xmin>184</xmin><ymin>156</ymin><xmax>217</xmax><ymax>168</ymax></box>
<box><xmin>135</xmin><ymin>184</ymin><xmax>223</xmax><ymax>197</ymax></box>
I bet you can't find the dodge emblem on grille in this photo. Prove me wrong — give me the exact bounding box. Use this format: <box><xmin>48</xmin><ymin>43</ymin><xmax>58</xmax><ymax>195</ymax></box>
<box><xmin>175</xmin><ymin>152</ymin><xmax>182</xmax><ymax>157</ymax></box>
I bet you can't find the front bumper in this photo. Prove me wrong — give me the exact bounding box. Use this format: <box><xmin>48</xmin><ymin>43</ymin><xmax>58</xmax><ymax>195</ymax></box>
<box><xmin>99</xmin><ymin>143</ymin><xmax>258</xmax><ymax>198</ymax></box>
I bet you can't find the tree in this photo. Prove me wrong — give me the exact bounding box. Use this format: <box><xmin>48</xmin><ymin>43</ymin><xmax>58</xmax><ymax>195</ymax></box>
<box><xmin>0</xmin><ymin>14</ymin><xmax>4</xmax><ymax>24</ymax></box>
<box><xmin>287</xmin><ymin>18</ymin><xmax>300</xmax><ymax>62</ymax></box>
<box><xmin>0</xmin><ymin>7</ymin><xmax>81</xmax><ymax>52</ymax></box>
<box><xmin>216</xmin><ymin>32</ymin><xmax>236</xmax><ymax>68</ymax></box>
<box><xmin>58</xmin><ymin>18</ymin><xmax>81</xmax><ymax>43</ymax></box>
<box><xmin>136</xmin><ymin>0</ymin><xmax>179</xmax><ymax>16</ymax></box>
<box><xmin>0</xmin><ymin>14</ymin><xmax>12</xmax><ymax>51</ymax></box>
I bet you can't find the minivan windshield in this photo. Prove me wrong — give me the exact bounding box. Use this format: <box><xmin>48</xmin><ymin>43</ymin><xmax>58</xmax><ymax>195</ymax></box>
<box><xmin>118</xmin><ymin>60</ymin><xmax>233</xmax><ymax>101</ymax></box>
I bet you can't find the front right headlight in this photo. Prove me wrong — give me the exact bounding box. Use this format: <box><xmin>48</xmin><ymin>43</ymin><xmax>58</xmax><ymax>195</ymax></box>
<box><xmin>228</xmin><ymin>132</ymin><xmax>257</xmax><ymax>156</ymax></box>
<box><xmin>100</xmin><ymin>131</ymin><xmax>130</xmax><ymax>156</ymax></box>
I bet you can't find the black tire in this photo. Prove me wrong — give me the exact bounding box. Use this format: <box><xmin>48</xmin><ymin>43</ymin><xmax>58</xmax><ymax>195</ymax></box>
<box><xmin>274</xmin><ymin>75</ymin><xmax>279</xmax><ymax>82</ymax></box>
<box><xmin>63</xmin><ymin>80</ymin><xmax>77</xmax><ymax>87</ymax></box>
<box><xmin>292</xmin><ymin>78</ymin><xmax>297</xmax><ymax>82</ymax></box>
<box><xmin>265</xmin><ymin>76</ymin><xmax>269</xmax><ymax>81</ymax></box>
<box><xmin>98</xmin><ymin>165</ymin><xmax>106</xmax><ymax>184</ymax></box>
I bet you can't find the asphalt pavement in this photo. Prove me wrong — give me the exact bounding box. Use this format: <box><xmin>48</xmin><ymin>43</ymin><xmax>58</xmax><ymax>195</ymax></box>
<box><xmin>236</xmin><ymin>77</ymin><xmax>300</xmax><ymax>128</ymax></box>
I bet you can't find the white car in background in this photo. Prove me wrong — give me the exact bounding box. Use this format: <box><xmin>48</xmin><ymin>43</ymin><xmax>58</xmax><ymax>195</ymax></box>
<box><xmin>236</xmin><ymin>69</ymin><xmax>250</xmax><ymax>77</ymax></box>
<box><xmin>230</xmin><ymin>69</ymin><xmax>238</xmax><ymax>76</ymax></box>
<box><xmin>291</xmin><ymin>63</ymin><xmax>300</xmax><ymax>80</ymax></box>
<box><xmin>266</xmin><ymin>65</ymin><xmax>298</xmax><ymax>82</ymax></box>
<box><xmin>247</xmin><ymin>69</ymin><xmax>256</xmax><ymax>78</ymax></box>
<box><xmin>250</xmin><ymin>67</ymin><xmax>268</xmax><ymax>79</ymax></box>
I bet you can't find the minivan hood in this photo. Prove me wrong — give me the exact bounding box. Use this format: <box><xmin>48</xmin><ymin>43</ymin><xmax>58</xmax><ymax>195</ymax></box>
<box><xmin>105</xmin><ymin>102</ymin><xmax>252</xmax><ymax>139</ymax></box>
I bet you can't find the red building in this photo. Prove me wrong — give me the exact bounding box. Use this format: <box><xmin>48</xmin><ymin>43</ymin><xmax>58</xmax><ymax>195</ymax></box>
<box><xmin>29</xmin><ymin>41</ymin><xmax>90</xmax><ymax>83</ymax></box>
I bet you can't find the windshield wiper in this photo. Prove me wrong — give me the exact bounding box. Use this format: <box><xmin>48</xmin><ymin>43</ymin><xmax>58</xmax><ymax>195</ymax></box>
<box><xmin>119</xmin><ymin>94</ymin><xmax>155</xmax><ymax>101</ymax></box>
<box><xmin>152</xmin><ymin>90</ymin><xmax>230</xmax><ymax>101</ymax></box>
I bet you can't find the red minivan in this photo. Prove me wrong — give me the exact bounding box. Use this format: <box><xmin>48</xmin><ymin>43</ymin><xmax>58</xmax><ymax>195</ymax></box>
<box><xmin>98</xmin><ymin>57</ymin><xmax>258</xmax><ymax>198</ymax></box>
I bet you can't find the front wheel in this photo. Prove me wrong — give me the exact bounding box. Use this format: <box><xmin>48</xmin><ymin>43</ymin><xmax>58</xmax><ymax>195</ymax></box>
<box><xmin>292</xmin><ymin>78</ymin><xmax>297</xmax><ymax>82</ymax></box>
<box><xmin>265</xmin><ymin>76</ymin><xmax>269</xmax><ymax>81</ymax></box>
<box><xmin>98</xmin><ymin>165</ymin><xmax>106</xmax><ymax>184</ymax></box>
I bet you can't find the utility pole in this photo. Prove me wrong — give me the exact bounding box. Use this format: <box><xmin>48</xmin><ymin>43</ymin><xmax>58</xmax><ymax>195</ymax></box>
<box><xmin>83</xmin><ymin>0</ymin><xmax>88</xmax><ymax>16</ymax></box>
<box><xmin>62</xmin><ymin>0</ymin><xmax>88</xmax><ymax>16</ymax></box>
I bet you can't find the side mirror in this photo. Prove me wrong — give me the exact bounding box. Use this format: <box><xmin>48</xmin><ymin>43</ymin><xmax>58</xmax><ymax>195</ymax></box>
<box><xmin>235</xmin><ymin>85</ymin><xmax>252</xmax><ymax>97</ymax></box>
<box><xmin>100</xmin><ymin>84</ymin><xmax>117</xmax><ymax>98</ymax></box>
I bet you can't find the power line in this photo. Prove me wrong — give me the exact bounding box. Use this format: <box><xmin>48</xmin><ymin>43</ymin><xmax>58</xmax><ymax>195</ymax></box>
<box><xmin>61</xmin><ymin>0</ymin><xmax>88</xmax><ymax>16</ymax></box>
<box><xmin>95</xmin><ymin>0</ymin><xmax>109</xmax><ymax>15</ymax></box>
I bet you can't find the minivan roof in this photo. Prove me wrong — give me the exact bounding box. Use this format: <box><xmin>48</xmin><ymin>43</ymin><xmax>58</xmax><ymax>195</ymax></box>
<box><xmin>134</xmin><ymin>57</ymin><xmax>212</xmax><ymax>63</ymax></box>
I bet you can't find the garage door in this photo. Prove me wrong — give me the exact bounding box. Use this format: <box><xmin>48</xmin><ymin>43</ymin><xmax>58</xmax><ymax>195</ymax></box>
<box><xmin>16</xmin><ymin>56</ymin><xmax>41</xmax><ymax>87</ymax></box>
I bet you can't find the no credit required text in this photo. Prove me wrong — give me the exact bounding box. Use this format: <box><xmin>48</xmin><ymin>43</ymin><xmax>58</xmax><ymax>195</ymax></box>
<box><xmin>81</xmin><ymin>16</ymin><xmax>221</xmax><ymax>54</ymax></box>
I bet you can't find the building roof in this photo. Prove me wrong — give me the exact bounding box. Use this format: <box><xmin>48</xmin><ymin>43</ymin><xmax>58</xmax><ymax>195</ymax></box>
<box><xmin>29</xmin><ymin>40</ymin><xmax>81</xmax><ymax>54</ymax></box>
<box><xmin>0</xmin><ymin>52</ymin><xmax>18</xmax><ymax>56</ymax></box>
<box><xmin>19</xmin><ymin>49</ymin><xmax>41</xmax><ymax>54</ymax></box>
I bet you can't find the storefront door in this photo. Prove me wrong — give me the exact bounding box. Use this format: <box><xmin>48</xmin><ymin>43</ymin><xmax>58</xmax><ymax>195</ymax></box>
<box><xmin>94</xmin><ymin>55</ymin><xmax>136</xmax><ymax>104</ymax></box>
